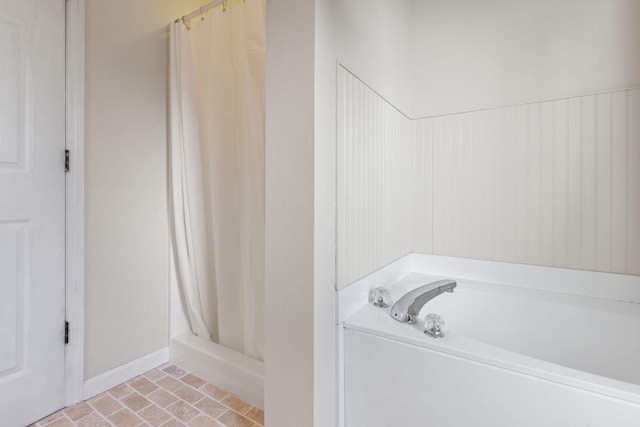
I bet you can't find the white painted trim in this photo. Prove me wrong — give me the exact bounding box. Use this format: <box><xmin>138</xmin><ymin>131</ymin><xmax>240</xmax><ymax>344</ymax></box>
<box><xmin>171</xmin><ymin>333</ymin><xmax>264</xmax><ymax>409</ymax></box>
<box><xmin>83</xmin><ymin>348</ymin><xmax>170</xmax><ymax>399</ymax></box>
<box><xmin>335</xmin><ymin>324</ymin><xmax>345</xmax><ymax>427</ymax></box>
<box><xmin>64</xmin><ymin>0</ymin><xmax>86</xmax><ymax>406</ymax></box>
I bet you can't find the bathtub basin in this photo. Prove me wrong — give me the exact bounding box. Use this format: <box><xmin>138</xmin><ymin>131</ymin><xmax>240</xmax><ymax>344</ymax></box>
<box><xmin>341</xmin><ymin>261</ymin><xmax>640</xmax><ymax>426</ymax></box>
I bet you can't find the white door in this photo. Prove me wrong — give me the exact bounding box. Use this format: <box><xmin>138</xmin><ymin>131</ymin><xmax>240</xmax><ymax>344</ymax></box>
<box><xmin>0</xmin><ymin>0</ymin><xmax>66</xmax><ymax>425</ymax></box>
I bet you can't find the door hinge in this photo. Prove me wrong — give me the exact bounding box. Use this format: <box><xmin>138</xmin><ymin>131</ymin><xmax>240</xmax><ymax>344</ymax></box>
<box><xmin>65</xmin><ymin>150</ymin><xmax>70</xmax><ymax>172</ymax></box>
<box><xmin>65</xmin><ymin>321</ymin><xmax>69</xmax><ymax>344</ymax></box>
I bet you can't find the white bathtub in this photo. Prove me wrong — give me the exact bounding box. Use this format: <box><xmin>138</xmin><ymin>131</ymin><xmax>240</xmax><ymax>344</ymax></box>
<box><xmin>338</xmin><ymin>255</ymin><xmax>640</xmax><ymax>426</ymax></box>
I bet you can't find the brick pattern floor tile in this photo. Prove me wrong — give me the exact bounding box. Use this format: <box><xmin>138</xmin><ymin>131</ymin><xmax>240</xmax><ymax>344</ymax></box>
<box><xmin>65</xmin><ymin>402</ymin><xmax>93</xmax><ymax>421</ymax></box>
<box><xmin>32</xmin><ymin>365</ymin><xmax>263</xmax><ymax>427</ymax></box>
<box><xmin>179</xmin><ymin>374</ymin><xmax>206</xmax><ymax>390</ymax></box>
<box><xmin>156</xmin><ymin>376</ymin><xmax>184</xmax><ymax>393</ymax></box>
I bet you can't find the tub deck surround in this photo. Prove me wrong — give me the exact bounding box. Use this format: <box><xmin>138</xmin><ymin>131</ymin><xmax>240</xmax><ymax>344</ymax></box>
<box><xmin>337</xmin><ymin>253</ymin><xmax>640</xmax><ymax>426</ymax></box>
<box><xmin>337</xmin><ymin>253</ymin><xmax>640</xmax><ymax>324</ymax></box>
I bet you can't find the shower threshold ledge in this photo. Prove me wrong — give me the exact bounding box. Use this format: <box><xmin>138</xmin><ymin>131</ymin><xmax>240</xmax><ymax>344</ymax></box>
<box><xmin>170</xmin><ymin>333</ymin><xmax>264</xmax><ymax>409</ymax></box>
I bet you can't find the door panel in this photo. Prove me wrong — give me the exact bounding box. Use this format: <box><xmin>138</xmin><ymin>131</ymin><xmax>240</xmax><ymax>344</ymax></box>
<box><xmin>0</xmin><ymin>0</ymin><xmax>66</xmax><ymax>425</ymax></box>
<box><xmin>0</xmin><ymin>14</ymin><xmax>26</xmax><ymax>170</ymax></box>
<box><xmin>0</xmin><ymin>221</ymin><xmax>27</xmax><ymax>376</ymax></box>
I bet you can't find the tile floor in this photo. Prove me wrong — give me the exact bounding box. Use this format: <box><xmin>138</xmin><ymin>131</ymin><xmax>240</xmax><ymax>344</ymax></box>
<box><xmin>31</xmin><ymin>364</ymin><xmax>264</xmax><ymax>427</ymax></box>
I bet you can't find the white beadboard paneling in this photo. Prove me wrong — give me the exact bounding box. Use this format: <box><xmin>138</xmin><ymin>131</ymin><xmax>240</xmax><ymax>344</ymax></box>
<box><xmin>458</xmin><ymin>113</ymin><xmax>474</xmax><ymax>259</ymax></box>
<box><xmin>435</xmin><ymin>114</ymin><xmax>451</xmax><ymax>256</ymax></box>
<box><xmin>411</xmin><ymin>118</ymin><xmax>433</xmax><ymax>254</ymax></box>
<box><xmin>431</xmin><ymin>116</ymin><xmax>443</xmax><ymax>256</ymax></box>
<box><xmin>595</xmin><ymin>93</ymin><xmax>612</xmax><ymax>272</ymax></box>
<box><xmin>581</xmin><ymin>96</ymin><xmax>597</xmax><ymax>270</ymax></box>
<box><xmin>337</xmin><ymin>64</ymin><xmax>640</xmax><ymax>288</ymax></box>
<box><xmin>336</xmin><ymin>66</ymin><xmax>347</xmax><ymax>286</ymax></box>
<box><xmin>503</xmin><ymin>106</ymin><xmax>518</xmax><ymax>263</ymax></box>
<box><xmin>540</xmin><ymin>101</ymin><xmax>554</xmax><ymax>267</ymax></box>
<box><xmin>421</xmin><ymin>88</ymin><xmax>639</xmax><ymax>276</ymax></box>
<box><xmin>514</xmin><ymin>104</ymin><xmax>529</xmax><ymax>264</ymax></box>
<box><xmin>336</xmin><ymin>66</ymin><xmax>413</xmax><ymax>288</ymax></box>
<box><xmin>611</xmin><ymin>91</ymin><xmax>628</xmax><ymax>273</ymax></box>
<box><xmin>552</xmin><ymin>99</ymin><xmax>568</xmax><ymax>267</ymax></box>
<box><xmin>629</xmin><ymin>90</ymin><xmax>640</xmax><ymax>275</ymax></box>
<box><xmin>566</xmin><ymin>97</ymin><xmax>582</xmax><ymax>269</ymax></box>
<box><xmin>527</xmin><ymin>103</ymin><xmax>542</xmax><ymax>266</ymax></box>
<box><xmin>493</xmin><ymin>109</ymin><xmax>507</xmax><ymax>263</ymax></box>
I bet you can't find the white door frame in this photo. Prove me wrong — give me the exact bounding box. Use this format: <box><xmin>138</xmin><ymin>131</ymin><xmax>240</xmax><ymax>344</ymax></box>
<box><xmin>64</xmin><ymin>0</ymin><xmax>85</xmax><ymax>406</ymax></box>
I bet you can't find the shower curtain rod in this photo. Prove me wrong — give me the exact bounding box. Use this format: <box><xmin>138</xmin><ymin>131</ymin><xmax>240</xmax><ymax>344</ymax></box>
<box><xmin>177</xmin><ymin>0</ymin><xmax>227</xmax><ymax>24</ymax></box>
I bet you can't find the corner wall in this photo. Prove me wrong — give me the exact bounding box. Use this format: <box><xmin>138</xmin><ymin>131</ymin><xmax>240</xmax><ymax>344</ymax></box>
<box><xmin>264</xmin><ymin>0</ymin><xmax>415</xmax><ymax>423</ymax></box>
<box><xmin>84</xmin><ymin>0</ymin><xmax>203</xmax><ymax>379</ymax></box>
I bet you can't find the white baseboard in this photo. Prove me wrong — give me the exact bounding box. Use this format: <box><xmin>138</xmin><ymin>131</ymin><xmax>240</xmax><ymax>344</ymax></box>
<box><xmin>171</xmin><ymin>333</ymin><xmax>264</xmax><ymax>409</ymax></box>
<box><xmin>83</xmin><ymin>348</ymin><xmax>169</xmax><ymax>399</ymax></box>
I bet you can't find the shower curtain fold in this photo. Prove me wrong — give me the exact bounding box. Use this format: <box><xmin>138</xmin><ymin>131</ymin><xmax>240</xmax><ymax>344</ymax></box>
<box><xmin>168</xmin><ymin>0</ymin><xmax>265</xmax><ymax>361</ymax></box>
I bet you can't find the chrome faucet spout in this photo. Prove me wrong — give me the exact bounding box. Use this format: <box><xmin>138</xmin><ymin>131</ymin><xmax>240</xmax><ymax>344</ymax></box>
<box><xmin>390</xmin><ymin>279</ymin><xmax>457</xmax><ymax>323</ymax></box>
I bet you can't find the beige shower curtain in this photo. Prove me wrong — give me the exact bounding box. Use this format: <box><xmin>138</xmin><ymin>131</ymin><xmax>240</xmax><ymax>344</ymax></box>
<box><xmin>168</xmin><ymin>0</ymin><xmax>265</xmax><ymax>361</ymax></box>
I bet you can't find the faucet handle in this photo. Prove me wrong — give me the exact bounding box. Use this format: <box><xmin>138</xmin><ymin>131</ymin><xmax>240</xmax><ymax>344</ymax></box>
<box><xmin>368</xmin><ymin>287</ymin><xmax>391</xmax><ymax>308</ymax></box>
<box><xmin>424</xmin><ymin>313</ymin><xmax>446</xmax><ymax>338</ymax></box>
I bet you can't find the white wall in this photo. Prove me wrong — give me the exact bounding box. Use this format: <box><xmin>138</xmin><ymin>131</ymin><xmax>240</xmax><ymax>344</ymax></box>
<box><xmin>265</xmin><ymin>0</ymin><xmax>316</xmax><ymax>425</ymax></box>
<box><xmin>84</xmin><ymin>0</ymin><xmax>203</xmax><ymax>379</ymax></box>
<box><xmin>412</xmin><ymin>0</ymin><xmax>640</xmax><ymax>117</ymax></box>
<box><xmin>323</xmin><ymin>0</ymin><xmax>414</xmax><ymax>114</ymax></box>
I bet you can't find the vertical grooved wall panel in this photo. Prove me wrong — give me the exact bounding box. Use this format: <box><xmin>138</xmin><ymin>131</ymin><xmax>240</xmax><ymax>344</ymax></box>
<box><xmin>540</xmin><ymin>102</ymin><xmax>554</xmax><ymax>267</ymax></box>
<box><xmin>629</xmin><ymin>90</ymin><xmax>640</xmax><ymax>275</ymax></box>
<box><xmin>581</xmin><ymin>96</ymin><xmax>597</xmax><ymax>270</ymax></box>
<box><xmin>337</xmin><ymin>64</ymin><xmax>640</xmax><ymax>288</ymax></box>
<box><xmin>567</xmin><ymin>97</ymin><xmax>582</xmax><ymax>269</ymax></box>
<box><xmin>336</xmin><ymin>67</ymin><xmax>413</xmax><ymax>288</ymax></box>
<box><xmin>611</xmin><ymin>92</ymin><xmax>628</xmax><ymax>273</ymax></box>
<box><xmin>421</xmin><ymin>87</ymin><xmax>640</xmax><ymax>276</ymax></box>
<box><xmin>595</xmin><ymin>93</ymin><xmax>612</xmax><ymax>271</ymax></box>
